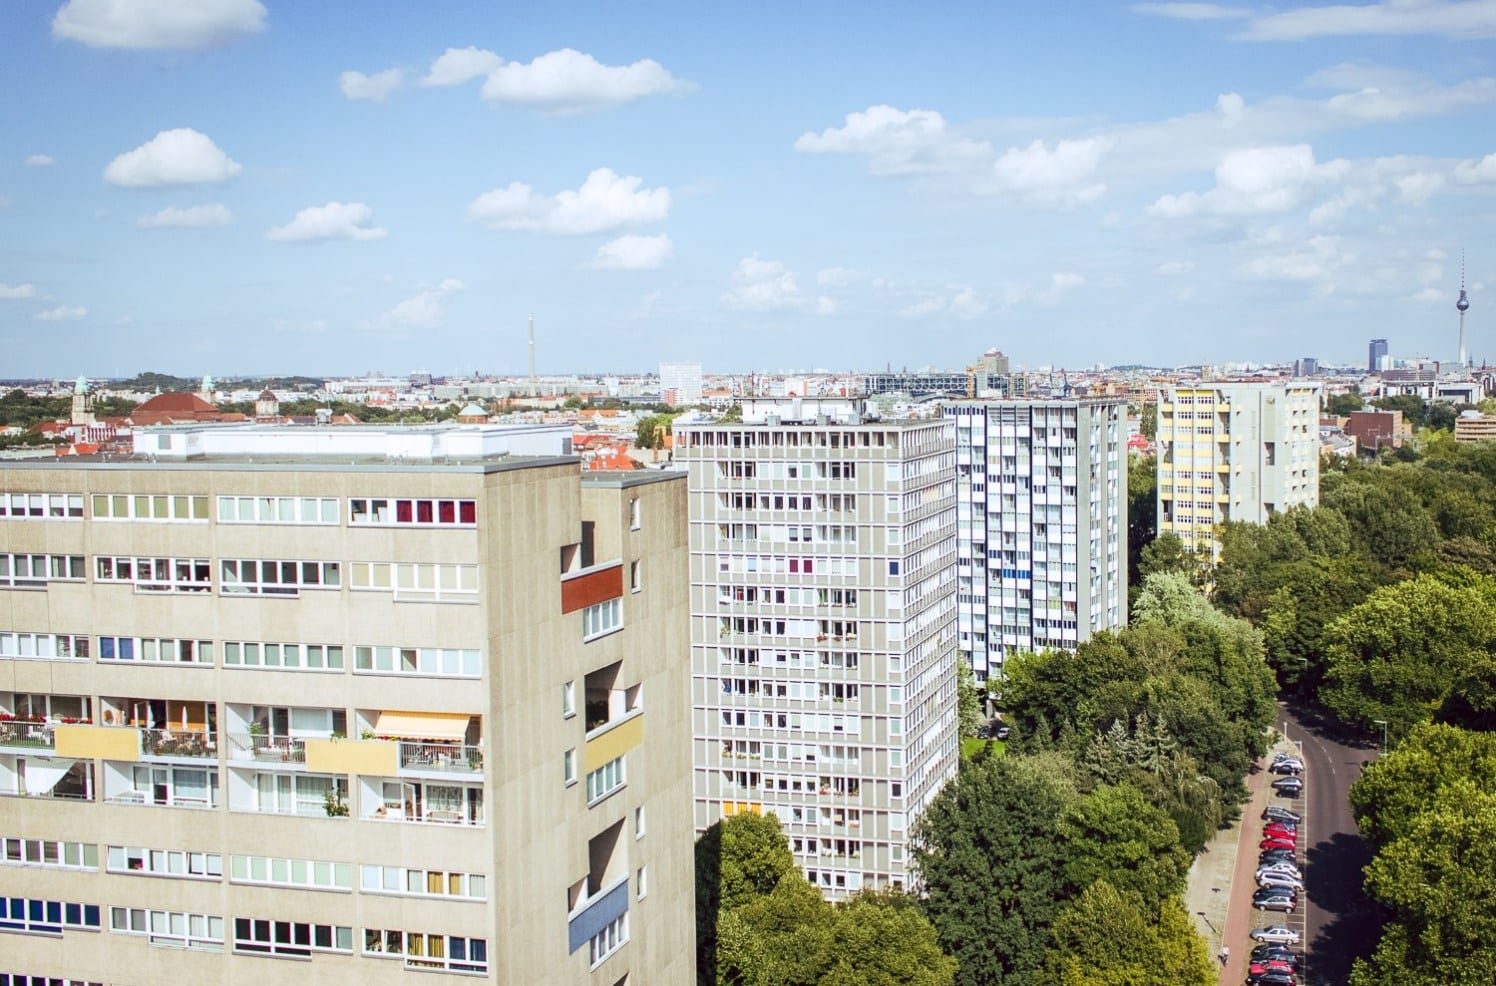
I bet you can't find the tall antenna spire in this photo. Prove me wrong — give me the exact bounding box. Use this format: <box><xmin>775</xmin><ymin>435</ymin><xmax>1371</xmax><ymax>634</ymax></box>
<box><xmin>1457</xmin><ymin>250</ymin><xmax>1470</xmax><ymax>368</ymax></box>
<box><xmin>528</xmin><ymin>314</ymin><xmax>537</xmax><ymax>396</ymax></box>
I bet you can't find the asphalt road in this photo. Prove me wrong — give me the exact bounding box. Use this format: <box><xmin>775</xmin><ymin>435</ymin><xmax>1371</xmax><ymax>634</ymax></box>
<box><xmin>1281</xmin><ymin>700</ymin><xmax>1384</xmax><ymax>985</ymax></box>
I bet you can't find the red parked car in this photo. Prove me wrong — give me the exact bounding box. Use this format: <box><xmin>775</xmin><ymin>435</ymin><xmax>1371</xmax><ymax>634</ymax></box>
<box><xmin>1260</xmin><ymin>837</ymin><xmax>1296</xmax><ymax>851</ymax></box>
<box><xmin>1264</xmin><ymin>824</ymin><xmax>1298</xmax><ymax>840</ymax></box>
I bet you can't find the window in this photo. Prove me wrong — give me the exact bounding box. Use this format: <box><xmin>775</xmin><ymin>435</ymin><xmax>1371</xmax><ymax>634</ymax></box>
<box><xmin>223</xmin><ymin>640</ymin><xmax>344</xmax><ymax>671</ymax></box>
<box><xmin>231</xmin><ymin>855</ymin><xmax>353</xmax><ymax>891</ymax></box>
<box><xmin>589</xmin><ymin>913</ymin><xmax>628</xmax><ymax>967</ymax></box>
<box><xmin>353</xmin><ymin>645</ymin><xmax>480</xmax><ymax>678</ymax></box>
<box><xmin>0</xmin><ymin>554</ymin><xmax>85</xmax><ymax>588</ymax></box>
<box><xmin>110</xmin><ymin>908</ymin><xmax>223</xmax><ymax>950</ymax></box>
<box><xmin>564</xmin><ymin>749</ymin><xmax>578</xmax><ymax>786</ymax></box>
<box><xmin>98</xmin><ymin>636</ymin><xmax>212</xmax><ymax>665</ymax></box>
<box><xmin>107</xmin><ymin>846</ymin><xmax>222</xmax><ymax>880</ymax></box>
<box><xmin>0</xmin><ymin>632</ymin><xmax>88</xmax><ymax>661</ymax></box>
<box><xmin>349</xmin><ymin>498</ymin><xmax>477</xmax><ymax>527</ymax></box>
<box><xmin>636</xmin><ymin>866</ymin><xmax>647</xmax><ymax>900</ymax></box>
<box><xmin>1</xmin><ymin>838</ymin><xmax>97</xmax><ymax>870</ymax></box>
<box><xmin>586</xmin><ymin>756</ymin><xmax>625</xmax><ymax>803</ymax></box>
<box><xmin>0</xmin><ymin>492</ymin><xmax>82</xmax><ymax>519</ymax></box>
<box><xmin>91</xmin><ymin>494</ymin><xmax>208</xmax><ymax>522</ymax></box>
<box><xmin>582</xmin><ymin>598</ymin><xmax>623</xmax><ymax>640</ymax></box>
<box><xmin>349</xmin><ymin>562</ymin><xmax>478</xmax><ymax>602</ymax></box>
<box><xmin>634</xmin><ymin>806</ymin><xmax>646</xmax><ymax>839</ymax></box>
<box><xmin>0</xmin><ymin>976</ymin><xmax>108</xmax><ymax>986</ymax></box>
<box><xmin>359</xmin><ymin>865</ymin><xmax>486</xmax><ymax>900</ymax></box>
<box><xmin>217</xmin><ymin>496</ymin><xmax>338</xmax><ymax>525</ymax></box>
<box><xmin>362</xmin><ymin>929</ymin><xmax>488</xmax><ymax>973</ymax></box>
<box><xmin>0</xmin><ymin>898</ymin><xmax>100</xmax><ymax>936</ymax></box>
<box><xmin>220</xmin><ymin>559</ymin><xmax>339</xmax><ymax>596</ymax></box>
<box><xmin>563</xmin><ymin>681</ymin><xmax>576</xmax><ymax>718</ymax></box>
<box><xmin>233</xmin><ymin>917</ymin><xmax>353</xmax><ymax>957</ymax></box>
<box><xmin>629</xmin><ymin>560</ymin><xmax>641</xmax><ymax>592</ymax></box>
<box><xmin>629</xmin><ymin>496</ymin><xmax>641</xmax><ymax>530</ymax></box>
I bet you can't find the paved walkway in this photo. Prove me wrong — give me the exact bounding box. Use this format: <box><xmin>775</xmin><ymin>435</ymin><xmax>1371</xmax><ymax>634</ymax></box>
<box><xmin>1184</xmin><ymin>740</ymin><xmax>1296</xmax><ymax>985</ymax></box>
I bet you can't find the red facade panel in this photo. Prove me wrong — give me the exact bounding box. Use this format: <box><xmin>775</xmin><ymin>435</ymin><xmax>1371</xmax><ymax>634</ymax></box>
<box><xmin>561</xmin><ymin>564</ymin><xmax>623</xmax><ymax>614</ymax></box>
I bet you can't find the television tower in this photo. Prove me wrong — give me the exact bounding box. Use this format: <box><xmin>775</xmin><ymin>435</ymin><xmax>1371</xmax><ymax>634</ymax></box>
<box><xmin>528</xmin><ymin>313</ymin><xmax>537</xmax><ymax>396</ymax></box>
<box><xmin>1457</xmin><ymin>252</ymin><xmax>1471</xmax><ymax>368</ymax></box>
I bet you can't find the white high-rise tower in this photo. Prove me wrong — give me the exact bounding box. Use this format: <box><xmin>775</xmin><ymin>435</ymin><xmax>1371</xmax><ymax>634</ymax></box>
<box><xmin>1457</xmin><ymin>252</ymin><xmax>1471</xmax><ymax>368</ymax></box>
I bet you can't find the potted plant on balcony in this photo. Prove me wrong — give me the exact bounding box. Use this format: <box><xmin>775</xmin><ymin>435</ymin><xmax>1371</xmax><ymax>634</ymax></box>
<box><xmin>323</xmin><ymin>791</ymin><xmax>349</xmax><ymax>817</ymax></box>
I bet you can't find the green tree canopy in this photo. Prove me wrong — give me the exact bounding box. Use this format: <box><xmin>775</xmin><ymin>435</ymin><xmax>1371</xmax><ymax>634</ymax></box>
<box><xmin>1322</xmin><ymin>573</ymin><xmax>1496</xmax><ymax>737</ymax></box>
<box><xmin>1056</xmin><ymin>784</ymin><xmax>1190</xmax><ymax>910</ymax></box>
<box><xmin>1350</xmin><ymin>722</ymin><xmax>1496</xmax><ymax>848</ymax></box>
<box><xmin>1039</xmin><ymin>880</ymin><xmax>1214</xmax><ymax>986</ymax></box>
<box><xmin>913</xmin><ymin>754</ymin><xmax>1076</xmax><ymax>986</ymax></box>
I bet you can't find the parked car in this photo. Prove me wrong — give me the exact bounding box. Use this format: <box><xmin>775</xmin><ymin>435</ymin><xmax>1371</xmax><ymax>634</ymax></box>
<box><xmin>1272</xmin><ymin>777</ymin><xmax>1304</xmax><ymax>796</ymax></box>
<box><xmin>1258</xmin><ymin>872</ymin><xmax>1306</xmax><ymax>892</ymax></box>
<box><xmin>1264</xmin><ymin>821</ymin><xmax>1298</xmax><ymax>834</ymax></box>
<box><xmin>1251</xmin><ymin>944</ymin><xmax>1299</xmax><ymax>967</ymax></box>
<box><xmin>1251</xmin><ymin>925</ymin><xmax>1302</xmax><ymax>945</ymax></box>
<box><xmin>1263</xmin><ymin>825</ymin><xmax>1298</xmax><ymax>842</ymax></box>
<box><xmin>994</xmin><ymin>725</ymin><xmax>1010</xmax><ymax>741</ymax></box>
<box><xmin>1269</xmin><ymin>758</ymin><xmax>1304</xmax><ymax>775</ymax></box>
<box><xmin>1249</xmin><ymin>970</ymin><xmax>1297</xmax><ymax>986</ymax></box>
<box><xmin>1253</xmin><ymin>888</ymin><xmax>1297</xmax><ymax>912</ymax></box>
<box><xmin>1260</xmin><ymin>837</ymin><xmax>1297</xmax><ymax>851</ymax></box>
<box><xmin>1257</xmin><ymin>862</ymin><xmax>1302</xmax><ymax>879</ymax></box>
<box><xmin>1263</xmin><ymin>806</ymin><xmax>1302</xmax><ymax>824</ymax></box>
<box><xmin>1259</xmin><ymin>847</ymin><xmax>1297</xmax><ymax>862</ymax></box>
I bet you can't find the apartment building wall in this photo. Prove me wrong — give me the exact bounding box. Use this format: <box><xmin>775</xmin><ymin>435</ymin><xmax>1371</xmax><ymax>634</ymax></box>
<box><xmin>676</xmin><ymin>413</ymin><xmax>960</xmax><ymax>899</ymax></box>
<box><xmin>0</xmin><ymin>447</ymin><xmax>691</xmax><ymax>986</ymax></box>
<box><xmin>944</xmin><ymin>399</ymin><xmax>1127</xmax><ymax>682</ymax></box>
<box><xmin>1156</xmin><ymin>382</ymin><xmax>1322</xmax><ymax>563</ymax></box>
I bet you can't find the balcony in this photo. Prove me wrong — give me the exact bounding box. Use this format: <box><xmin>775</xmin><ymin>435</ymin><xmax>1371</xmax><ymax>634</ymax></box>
<box><xmin>140</xmin><ymin>728</ymin><xmax>217</xmax><ymax>760</ymax></box>
<box><xmin>397</xmin><ymin>741</ymin><xmax>483</xmax><ymax>775</ymax></box>
<box><xmin>0</xmin><ymin>719</ymin><xmax>56</xmax><ymax>751</ymax></box>
<box><xmin>0</xmin><ymin>754</ymin><xmax>94</xmax><ymax>801</ymax></box>
<box><xmin>227</xmin><ymin>733</ymin><xmax>307</xmax><ymax>765</ymax></box>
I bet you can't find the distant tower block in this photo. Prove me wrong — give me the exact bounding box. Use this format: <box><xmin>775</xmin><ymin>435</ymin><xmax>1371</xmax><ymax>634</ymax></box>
<box><xmin>1457</xmin><ymin>251</ymin><xmax>1471</xmax><ymax>368</ymax></box>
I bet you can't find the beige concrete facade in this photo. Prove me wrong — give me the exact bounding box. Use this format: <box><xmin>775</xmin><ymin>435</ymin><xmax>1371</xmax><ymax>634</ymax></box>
<box><xmin>1156</xmin><ymin>382</ymin><xmax>1321</xmax><ymax>564</ymax></box>
<box><xmin>0</xmin><ymin>428</ymin><xmax>692</xmax><ymax>985</ymax></box>
<box><xmin>676</xmin><ymin>402</ymin><xmax>960</xmax><ymax>899</ymax></box>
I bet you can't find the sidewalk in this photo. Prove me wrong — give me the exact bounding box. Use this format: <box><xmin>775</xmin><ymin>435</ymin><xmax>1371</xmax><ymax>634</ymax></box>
<box><xmin>1183</xmin><ymin>739</ymin><xmax>1294</xmax><ymax>985</ymax></box>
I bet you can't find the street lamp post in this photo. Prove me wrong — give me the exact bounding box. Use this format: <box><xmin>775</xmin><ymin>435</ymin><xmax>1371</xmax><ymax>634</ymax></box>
<box><xmin>1373</xmin><ymin>719</ymin><xmax>1388</xmax><ymax>755</ymax></box>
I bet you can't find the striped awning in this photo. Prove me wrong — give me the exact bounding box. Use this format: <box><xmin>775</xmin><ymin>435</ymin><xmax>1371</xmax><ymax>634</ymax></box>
<box><xmin>374</xmin><ymin>711</ymin><xmax>471</xmax><ymax>741</ymax></box>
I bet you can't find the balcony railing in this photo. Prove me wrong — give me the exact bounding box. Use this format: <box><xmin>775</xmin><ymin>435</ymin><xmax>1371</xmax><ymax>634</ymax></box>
<box><xmin>227</xmin><ymin>733</ymin><xmax>307</xmax><ymax>764</ymax></box>
<box><xmin>139</xmin><ymin>728</ymin><xmax>217</xmax><ymax>759</ymax></box>
<box><xmin>396</xmin><ymin>741</ymin><xmax>483</xmax><ymax>774</ymax></box>
<box><xmin>0</xmin><ymin>720</ymin><xmax>56</xmax><ymax>750</ymax></box>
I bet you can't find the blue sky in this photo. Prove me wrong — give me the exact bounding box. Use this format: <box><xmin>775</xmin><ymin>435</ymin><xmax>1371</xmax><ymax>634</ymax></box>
<box><xmin>2</xmin><ymin>0</ymin><xmax>1495</xmax><ymax>378</ymax></box>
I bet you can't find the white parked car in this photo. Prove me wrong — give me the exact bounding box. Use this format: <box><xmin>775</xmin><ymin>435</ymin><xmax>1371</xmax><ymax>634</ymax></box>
<box><xmin>1251</xmin><ymin>925</ymin><xmax>1302</xmax><ymax>945</ymax></box>
<box><xmin>1257</xmin><ymin>871</ymin><xmax>1306</xmax><ymax>891</ymax></box>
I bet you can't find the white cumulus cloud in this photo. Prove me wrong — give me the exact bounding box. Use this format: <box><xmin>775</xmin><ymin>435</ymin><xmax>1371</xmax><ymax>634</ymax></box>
<box><xmin>722</xmin><ymin>255</ymin><xmax>835</xmax><ymax>314</ymax></box>
<box><xmin>1455</xmin><ymin>152</ymin><xmax>1496</xmax><ymax>183</ymax></box>
<box><xmin>103</xmin><ymin>129</ymin><xmax>241</xmax><ymax>187</ymax></box>
<box><xmin>137</xmin><ymin>203</ymin><xmax>233</xmax><ymax>228</ymax></box>
<box><xmin>422</xmin><ymin>46</ymin><xmax>505</xmax><ymax>87</ymax></box>
<box><xmin>383</xmin><ymin>278</ymin><xmax>465</xmax><ymax>329</ymax></box>
<box><xmin>1238</xmin><ymin>0</ymin><xmax>1496</xmax><ymax>41</ymax></box>
<box><xmin>480</xmin><ymin>48</ymin><xmax>694</xmax><ymax>113</ymax></box>
<box><xmin>468</xmin><ymin>168</ymin><xmax>669</xmax><ymax>235</ymax></box>
<box><xmin>36</xmin><ymin>305</ymin><xmax>87</xmax><ymax>321</ymax></box>
<box><xmin>591</xmin><ymin>234</ymin><xmax>674</xmax><ymax>270</ymax></box>
<box><xmin>0</xmin><ymin>283</ymin><xmax>36</xmax><ymax>299</ymax></box>
<box><xmin>53</xmin><ymin>0</ymin><xmax>265</xmax><ymax>49</ymax></box>
<box><xmin>340</xmin><ymin>68</ymin><xmax>404</xmax><ymax>102</ymax></box>
<box><xmin>24</xmin><ymin>154</ymin><xmax>55</xmax><ymax>167</ymax></box>
<box><xmin>794</xmin><ymin>105</ymin><xmax>991</xmax><ymax>176</ymax></box>
<box><xmin>266</xmin><ymin>202</ymin><xmax>387</xmax><ymax>243</ymax></box>
<box><xmin>1149</xmin><ymin>144</ymin><xmax>1346</xmax><ymax>217</ymax></box>
<box><xmin>985</xmin><ymin>137</ymin><xmax>1113</xmax><ymax>204</ymax></box>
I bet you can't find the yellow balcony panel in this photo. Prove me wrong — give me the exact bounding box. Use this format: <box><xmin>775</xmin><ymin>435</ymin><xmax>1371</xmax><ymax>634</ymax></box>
<box><xmin>584</xmin><ymin>713</ymin><xmax>643</xmax><ymax>773</ymax></box>
<box><xmin>722</xmin><ymin>801</ymin><xmax>761</xmax><ymax>818</ymax></box>
<box><xmin>56</xmin><ymin>725</ymin><xmax>140</xmax><ymax>762</ymax></box>
<box><xmin>305</xmin><ymin>738</ymin><xmax>397</xmax><ymax>776</ymax></box>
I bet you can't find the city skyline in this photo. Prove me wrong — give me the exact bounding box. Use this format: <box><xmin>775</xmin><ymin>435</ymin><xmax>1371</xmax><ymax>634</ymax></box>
<box><xmin>2</xmin><ymin>0</ymin><xmax>1495</xmax><ymax>377</ymax></box>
